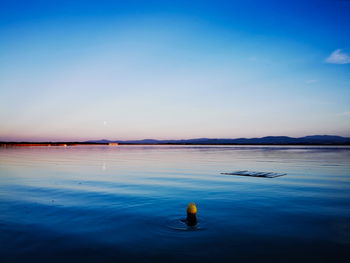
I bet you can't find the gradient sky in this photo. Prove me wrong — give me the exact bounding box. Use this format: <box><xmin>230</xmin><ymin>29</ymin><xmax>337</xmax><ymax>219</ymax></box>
<box><xmin>1</xmin><ymin>0</ymin><xmax>350</xmax><ymax>141</ymax></box>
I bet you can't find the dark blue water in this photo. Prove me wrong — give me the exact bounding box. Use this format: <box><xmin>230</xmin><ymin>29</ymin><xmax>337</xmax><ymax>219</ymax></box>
<box><xmin>1</xmin><ymin>145</ymin><xmax>350</xmax><ymax>262</ymax></box>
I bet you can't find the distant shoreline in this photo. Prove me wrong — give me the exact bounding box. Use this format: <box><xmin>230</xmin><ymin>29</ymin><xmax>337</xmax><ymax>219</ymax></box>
<box><xmin>2</xmin><ymin>135</ymin><xmax>350</xmax><ymax>146</ymax></box>
<box><xmin>1</xmin><ymin>142</ymin><xmax>350</xmax><ymax>146</ymax></box>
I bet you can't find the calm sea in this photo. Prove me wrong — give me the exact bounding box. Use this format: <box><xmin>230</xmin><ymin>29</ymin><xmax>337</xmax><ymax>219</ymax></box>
<box><xmin>1</xmin><ymin>145</ymin><xmax>350</xmax><ymax>262</ymax></box>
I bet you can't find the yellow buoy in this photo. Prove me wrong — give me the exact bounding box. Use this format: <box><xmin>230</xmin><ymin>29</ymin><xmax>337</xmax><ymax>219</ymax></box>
<box><xmin>186</xmin><ymin>202</ymin><xmax>197</xmax><ymax>214</ymax></box>
<box><xmin>186</xmin><ymin>202</ymin><xmax>197</xmax><ymax>226</ymax></box>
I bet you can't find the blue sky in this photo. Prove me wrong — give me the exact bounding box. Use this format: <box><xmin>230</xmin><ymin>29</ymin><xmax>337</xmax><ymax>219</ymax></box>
<box><xmin>1</xmin><ymin>0</ymin><xmax>350</xmax><ymax>141</ymax></box>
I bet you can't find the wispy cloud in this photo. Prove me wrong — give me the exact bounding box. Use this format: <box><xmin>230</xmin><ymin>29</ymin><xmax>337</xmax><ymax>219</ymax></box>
<box><xmin>325</xmin><ymin>49</ymin><xmax>350</xmax><ymax>64</ymax></box>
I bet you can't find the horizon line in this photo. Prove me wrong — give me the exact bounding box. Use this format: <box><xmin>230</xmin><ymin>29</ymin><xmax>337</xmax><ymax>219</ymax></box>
<box><xmin>1</xmin><ymin>134</ymin><xmax>350</xmax><ymax>143</ymax></box>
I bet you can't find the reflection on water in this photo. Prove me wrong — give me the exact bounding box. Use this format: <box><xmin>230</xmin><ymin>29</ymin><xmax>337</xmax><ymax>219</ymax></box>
<box><xmin>166</xmin><ymin>217</ymin><xmax>205</xmax><ymax>231</ymax></box>
<box><xmin>1</xmin><ymin>145</ymin><xmax>350</xmax><ymax>262</ymax></box>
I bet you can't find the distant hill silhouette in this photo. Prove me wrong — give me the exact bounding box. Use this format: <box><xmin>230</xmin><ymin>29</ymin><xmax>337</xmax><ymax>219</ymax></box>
<box><xmin>86</xmin><ymin>135</ymin><xmax>350</xmax><ymax>145</ymax></box>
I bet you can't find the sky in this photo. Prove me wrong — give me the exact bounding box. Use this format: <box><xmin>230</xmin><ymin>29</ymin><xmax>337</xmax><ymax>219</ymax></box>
<box><xmin>1</xmin><ymin>0</ymin><xmax>350</xmax><ymax>141</ymax></box>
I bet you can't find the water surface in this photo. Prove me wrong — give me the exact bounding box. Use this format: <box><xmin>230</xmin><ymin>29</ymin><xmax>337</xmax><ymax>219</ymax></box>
<box><xmin>1</xmin><ymin>145</ymin><xmax>350</xmax><ymax>262</ymax></box>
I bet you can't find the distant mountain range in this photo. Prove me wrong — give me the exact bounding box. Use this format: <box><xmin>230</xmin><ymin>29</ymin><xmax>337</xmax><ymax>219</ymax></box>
<box><xmin>86</xmin><ymin>135</ymin><xmax>350</xmax><ymax>145</ymax></box>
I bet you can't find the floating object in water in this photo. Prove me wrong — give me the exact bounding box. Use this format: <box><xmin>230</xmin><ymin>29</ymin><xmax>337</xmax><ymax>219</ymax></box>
<box><xmin>167</xmin><ymin>203</ymin><xmax>201</xmax><ymax>231</ymax></box>
<box><xmin>186</xmin><ymin>202</ymin><xmax>197</xmax><ymax>226</ymax></box>
<box><xmin>221</xmin><ymin>170</ymin><xmax>286</xmax><ymax>178</ymax></box>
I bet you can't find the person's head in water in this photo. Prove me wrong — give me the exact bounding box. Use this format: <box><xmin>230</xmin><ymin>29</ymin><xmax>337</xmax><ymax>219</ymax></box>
<box><xmin>186</xmin><ymin>203</ymin><xmax>197</xmax><ymax>226</ymax></box>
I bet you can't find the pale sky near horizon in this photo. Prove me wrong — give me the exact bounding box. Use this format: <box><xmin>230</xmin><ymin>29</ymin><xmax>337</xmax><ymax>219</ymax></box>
<box><xmin>1</xmin><ymin>0</ymin><xmax>350</xmax><ymax>141</ymax></box>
